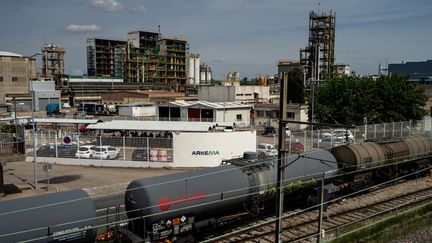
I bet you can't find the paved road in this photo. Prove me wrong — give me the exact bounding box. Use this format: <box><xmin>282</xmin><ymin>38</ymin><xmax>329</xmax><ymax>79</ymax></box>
<box><xmin>1</xmin><ymin>161</ymin><xmax>193</xmax><ymax>202</ymax></box>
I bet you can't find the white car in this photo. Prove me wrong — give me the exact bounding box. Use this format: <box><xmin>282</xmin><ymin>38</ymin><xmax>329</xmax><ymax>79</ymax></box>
<box><xmin>321</xmin><ymin>129</ymin><xmax>354</xmax><ymax>142</ymax></box>
<box><xmin>93</xmin><ymin>146</ymin><xmax>120</xmax><ymax>160</ymax></box>
<box><xmin>257</xmin><ymin>143</ymin><xmax>278</xmax><ymax>157</ymax></box>
<box><xmin>75</xmin><ymin>145</ymin><xmax>96</xmax><ymax>159</ymax></box>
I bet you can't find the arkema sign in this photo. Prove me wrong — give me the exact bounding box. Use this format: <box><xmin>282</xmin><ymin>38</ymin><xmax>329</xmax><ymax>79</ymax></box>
<box><xmin>191</xmin><ymin>151</ymin><xmax>220</xmax><ymax>156</ymax></box>
<box><xmin>172</xmin><ymin>131</ymin><xmax>256</xmax><ymax>167</ymax></box>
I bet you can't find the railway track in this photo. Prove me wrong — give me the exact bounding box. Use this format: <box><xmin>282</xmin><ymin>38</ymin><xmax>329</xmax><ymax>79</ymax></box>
<box><xmin>206</xmin><ymin>177</ymin><xmax>432</xmax><ymax>242</ymax></box>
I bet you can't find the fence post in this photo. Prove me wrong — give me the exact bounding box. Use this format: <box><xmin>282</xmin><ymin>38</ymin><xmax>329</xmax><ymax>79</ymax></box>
<box><xmin>383</xmin><ymin>124</ymin><xmax>386</xmax><ymax>138</ymax></box>
<box><xmin>99</xmin><ymin>135</ymin><xmax>102</xmax><ymax>160</ymax></box>
<box><xmin>147</xmin><ymin>137</ymin><xmax>150</xmax><ymax>162</ymax></box>
<box><xmin>392</xmin><ymin>122</ymin><xmax>395</xmax><ymax>137</ymax></box>
<box><xmin>303</xmin><ymin>130</ymin><xmax>307</xmax><ymax>152</ymax></box>
<box><xmin>374</xmin><ymin>124</ymin><xmax>377</xmax><ymax>139</ymax></box>
<box><xmin>123</xmin><ymin>136</ymin><xmax>126</xmax><ymax>161</ymax></box>
<box><xmin>77</xmin><ymin>134</ymin><xmax>80</xmax><ymax>159</ymax></box>
<box><xmin>400</xmin><ymin>122</ymin><xmax>403</xmax><ymax>137</ymax></box>
<box><xmin>55</xmin><ymin>132</ymin><xmax>58</xmax><ymax>158</ymax></box>
<box><xmin>409</xmin><ymin>120</ymin><xmax>412</xmax><ymax>136</ymax></box>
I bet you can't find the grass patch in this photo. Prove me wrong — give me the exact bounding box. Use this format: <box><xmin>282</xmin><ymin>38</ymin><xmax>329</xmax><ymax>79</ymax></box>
<box><xmin>327</xmin><ymin>202</ymin><xmax>432</xmax><ymax>243</ymax></box>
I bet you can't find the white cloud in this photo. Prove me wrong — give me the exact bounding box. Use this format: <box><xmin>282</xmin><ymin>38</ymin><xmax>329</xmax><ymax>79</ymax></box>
<box><xmin>67</xmin><ymin>24</ymin><xmax>101</xmax><ymax>33</ymax></box>
<box><xmin>90</xmin><ymin>0</ymin><xmax>123</xmax><ymax>11</ymax></box>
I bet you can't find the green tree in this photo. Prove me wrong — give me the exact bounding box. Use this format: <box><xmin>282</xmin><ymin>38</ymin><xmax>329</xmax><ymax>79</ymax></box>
<box><xmin>311</xmin><ymin>75</ymin><xmax>427</xmax><ymax>126</ymax></box>
<box><xmin>287</xmin><ymin>68</ymin><xmax>305</xmax><ymax>104</ymax></box>
<box><xmin>0</xmin><ymin>124</ymin><xmax>17</xmax><ymax>133</ymax></box>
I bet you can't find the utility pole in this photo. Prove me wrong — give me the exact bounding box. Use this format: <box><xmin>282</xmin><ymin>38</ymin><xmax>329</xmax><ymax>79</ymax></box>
<box><xmin>318</xmin><ymin>173</ymin><xmax>325</xmax><ymax>243</ymax></box>
<box><xmin>275</xmin><ymin>72</ymin><xmax>288</xmax><ymax>242</ymax></box>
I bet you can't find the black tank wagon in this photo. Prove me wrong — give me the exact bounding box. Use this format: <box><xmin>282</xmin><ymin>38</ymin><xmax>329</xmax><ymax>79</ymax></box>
<box><xmin>0</xmin><ymin>189</ymin><xmax>97</xmax><ymax>243</ymax></box>
<box><xmin>125</xmin><ymin>150</ymin><xmax>338</xmax><ymax>241</ymax></box>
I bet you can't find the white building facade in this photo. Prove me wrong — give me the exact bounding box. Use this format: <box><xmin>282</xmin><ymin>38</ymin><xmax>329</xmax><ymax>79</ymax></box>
<box><xmin>198</xmin><ymin>85</ymin><xmax>270</xmax><ymax>103</ymax></box>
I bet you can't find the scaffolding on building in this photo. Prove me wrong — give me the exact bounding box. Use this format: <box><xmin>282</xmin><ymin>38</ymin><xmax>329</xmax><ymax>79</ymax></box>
<box><xmin>41</xmin><ymin>43</ymin><xmax>66</xmax><ymax>87</ymax></box>
<box><xmin>300</xmin><ymin>11</ymin><xmax>336</xmax><ymax>83</ymax></box>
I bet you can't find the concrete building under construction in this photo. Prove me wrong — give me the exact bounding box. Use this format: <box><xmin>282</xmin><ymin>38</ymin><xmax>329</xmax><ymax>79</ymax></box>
<box><xmin>300</xmin><ymin>11</ymin><xmax>336</xmax><ymax>82</ymax></box>
<box><xmin>86</xmin><ymin>30</ymin><xmax>188</xmax><ymax>92</ymax></box>
<box><xmin>86</xmin><ymin>38</ymin><xmax>127</xmax><ymax>77</ymax></box>
<box><xmin>41</xmin><ymin>43</ymin><xmax>66</xmax><ymax>87</ymax></box>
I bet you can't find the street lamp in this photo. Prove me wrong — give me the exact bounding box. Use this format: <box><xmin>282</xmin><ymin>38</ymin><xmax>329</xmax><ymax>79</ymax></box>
<box><xmin>31</xmin><ymin>89</ymin><xmax>38</xmax><ymax>190</ymax></box>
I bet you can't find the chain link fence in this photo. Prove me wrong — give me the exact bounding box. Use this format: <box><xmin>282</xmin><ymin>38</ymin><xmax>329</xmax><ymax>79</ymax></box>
<box><xmin>24</xmin><ymin>131</ymin><xmax>173</xmax><ymax>162</ymax></box>
<box><xmin>24</xmin><ymin>119</ymin><xmax>428</xmax><ymax>161</ymax></box>
<box><xmin>263</xmin><ymin>119</ymin><xmax>427</xmax><ymax>153</ymax></box>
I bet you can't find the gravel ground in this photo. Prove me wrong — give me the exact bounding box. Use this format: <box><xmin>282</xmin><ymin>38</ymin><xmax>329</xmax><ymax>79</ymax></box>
<box><xmin>389</xmin><ymin>225</ymin><xmax>432</xmax><ymax>243</ymax></box>
<box><xmin>1</xmin><ymin>161</ymin><xmax>194</xmax><ymax>201</ymax></box>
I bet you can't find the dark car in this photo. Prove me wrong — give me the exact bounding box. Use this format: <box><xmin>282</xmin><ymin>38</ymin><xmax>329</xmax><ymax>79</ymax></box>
<box><xmin>36</xmin><ymin>144</ymin><xmax>77</xmax><ymax>158</ymax></box>
<box><xmin>262</xmin><ymin>126</ymin><xmax>276</xmax><ymax>135</ymax></box>
<box><xmin>132</xmin><ymin>148</ymin><xmax>149</xmax><ymax>161</ymax></box>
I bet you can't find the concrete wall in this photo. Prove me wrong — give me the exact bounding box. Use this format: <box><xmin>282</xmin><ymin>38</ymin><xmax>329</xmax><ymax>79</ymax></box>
<box><xmin>172</xmin><ymin>131</ymin><xmax>256</xmax><ymax>167</ymax></box>
<box><xmin>31</xmin><ymin>81</ymin><xmax>55</xmax><ymax>91</ymax></box>
<box><xmin>198</xmin><ymin>86</ymin><xmax>236</xmax><ymax>102</ymax></box>
<box><xmin>198</xmin><ymin>86</ymin><xmax>269</xmax><ymax>103</ymax></box>
<box><xmin>119</xmin><ymin>106</ymin><xmax>156</xmax><ymax>117</ymax></box>
<box><xmin>215</xmin><ymin>108</ymin><xmax>251</xmax><ymax>126</ymax></box>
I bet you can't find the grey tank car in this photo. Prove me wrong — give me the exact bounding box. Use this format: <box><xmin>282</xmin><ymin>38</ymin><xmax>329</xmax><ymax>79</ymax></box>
<box><xmin>0</xmin><ymin>189</ymin><xmax>96</xmax><ymax>243</ymax></box>
<box><xmin>125</xmin><ymin>150</ymin><xmax>338</xmax><ymax>241</ymax></box>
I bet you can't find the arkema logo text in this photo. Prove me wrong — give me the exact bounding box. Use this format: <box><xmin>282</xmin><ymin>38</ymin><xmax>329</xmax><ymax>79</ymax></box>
<box><xmin>191</xmin><ymin>151</ymin><xmax>220</xmax><ymax>156</ymax></box>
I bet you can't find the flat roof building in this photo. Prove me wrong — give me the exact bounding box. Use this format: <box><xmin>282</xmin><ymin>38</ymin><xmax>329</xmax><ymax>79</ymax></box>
<box><xmin>0</xmin><ymin>51</ymin><xmax>36</xmax><ymax>104</ymax></box>
<box><xmin>388</xmin><ymin>60</ymin><xmax>432</xmax><ymax>82</ymax></box>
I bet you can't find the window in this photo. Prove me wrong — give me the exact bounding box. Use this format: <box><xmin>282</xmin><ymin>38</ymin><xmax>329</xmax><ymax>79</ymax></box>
<box><xmin>287</xmin><ymin>112</ymin><xmax>295</xmax><ymax>119</ymax></box>
<box><xmin>12</xmin><ymin>77</ymin><xmax>18</xmax><ymax>82</ymax></box>
<box><xmin>0</xmin><ymin>76</ymin><xmax>3</xmax><ymax>82</ymax></box>
<box><xmin>236</xmin><ymin>114</ymin><xmax>242</xmax><ymax>121</ymax></box>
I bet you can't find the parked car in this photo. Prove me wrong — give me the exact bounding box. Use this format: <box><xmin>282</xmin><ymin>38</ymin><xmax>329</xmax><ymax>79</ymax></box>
<box><xmin>321</xmin><ymin>129</ymin><xmax>354</xmax><ymax>142</ymax></box>
<box><xmin>75</xmin><ymin>145</ymin><xmax>96</xmax><ymax>159</ymax></box>
<box><xmin>132</xmin><ymin>148</ymin><xmax>149</xmax><ymax>161</ymax></box>
<box><xmin>313</xmin><ymin>136</ymin><xmax>345</xmax><ymax>149</ymax></box>
<box><xmin>36</xmin><ymin>144</ymin><xmax>77</xmax><ymax>158</ymax></box>
<box><xmin>262</xmin><ymin>126</ymin><xmax>276</xmax><ymax>136</ymax></box>
<box><xmin>257</xmin><ymin>143</ymin><xmax>278</xmax><ymax>157</ymax></box>
<box><xmin>93</xmin><ymin>146</ymin><xmax>120</xmax><ymax>160</ymax></box>
<box><xmin>288</xmin><ymin>141</ymin><xmax>304</xmax><ymax>153</ymax></box>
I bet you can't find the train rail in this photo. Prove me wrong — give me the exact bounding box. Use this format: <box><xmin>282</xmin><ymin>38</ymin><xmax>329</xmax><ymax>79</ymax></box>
<box><xmin>207</xmin><ymin>177</ymin><xmax>432</xmax><ymax>242</ymax></box>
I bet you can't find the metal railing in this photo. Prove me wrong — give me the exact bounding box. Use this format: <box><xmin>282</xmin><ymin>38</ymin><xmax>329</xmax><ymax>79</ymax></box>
<box><xmin>0</xmin><ymin>133</ymin><xmax>25</xmax><ymax>156</ymax></box>
<box><xmin>24</xmin><ymin>132</ymin><xmax>173</xmax><ymax>162</ymax></box>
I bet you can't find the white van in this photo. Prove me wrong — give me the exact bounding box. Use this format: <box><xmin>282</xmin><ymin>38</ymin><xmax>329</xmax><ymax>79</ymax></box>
<box><xmin>257</xmin><ymin>143</ymin><xmax>278</xmax><ymax>157</ymax></box>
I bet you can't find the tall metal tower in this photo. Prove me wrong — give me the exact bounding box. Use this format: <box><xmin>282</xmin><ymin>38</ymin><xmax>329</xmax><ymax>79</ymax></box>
<box><xmin>41</xmin><ymin>43</ymin><xmax>66</xmax><ymax>87</ymax></box>
<box><xmin>300</xmin><ymin>11</ymin><xmax>336</xmax><ymax>82</ymax></box>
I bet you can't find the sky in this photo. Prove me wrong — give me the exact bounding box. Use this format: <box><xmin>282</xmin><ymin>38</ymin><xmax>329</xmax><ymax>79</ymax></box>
<box><xmin>1</xmin><ymin>0</ymin><xmax>431</xmax><ymax>80</ymax></box>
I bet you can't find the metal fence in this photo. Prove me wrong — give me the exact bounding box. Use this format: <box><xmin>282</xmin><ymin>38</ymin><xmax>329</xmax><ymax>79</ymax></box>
<box><xmin>0</xmin><ymin>133</ymin><xmax>25</xmax><ymax>156</ymax></box>
<box><xmin>264</xmin><ymin>119</ymin><xmax>426</xmax><ymax>153</ymax></box>
<box><xmin>24</xmin><ymin>119</ymin><xmax>427</xmax><ymax>162</ymax></box>
<box><xmin>24</xmin><ymin>131</ymin><xmax>173</xmax><ymax>162</ymax></box>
